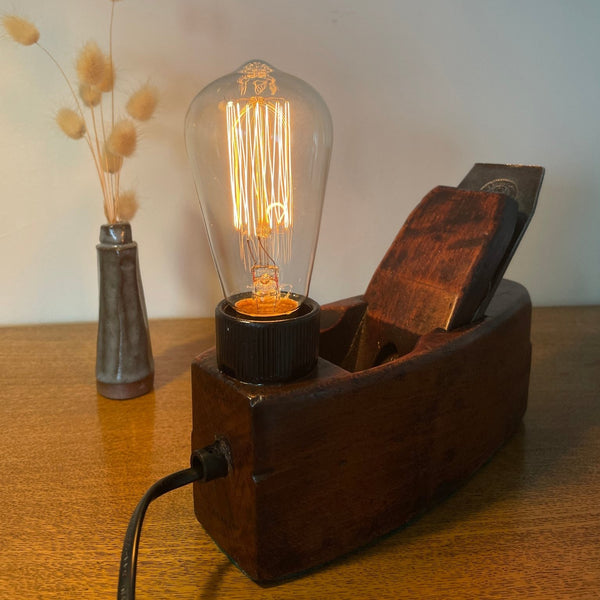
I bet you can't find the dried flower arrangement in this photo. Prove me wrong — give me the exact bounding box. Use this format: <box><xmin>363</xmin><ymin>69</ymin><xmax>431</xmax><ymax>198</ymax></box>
<box><xmin>2</xmin><ymin>2</ymin><xmax>158</xmax><ymax>223</ymax></box>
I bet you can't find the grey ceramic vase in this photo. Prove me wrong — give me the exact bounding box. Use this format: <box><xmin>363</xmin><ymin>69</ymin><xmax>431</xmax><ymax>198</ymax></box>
<box><xmin>96</xmin><ymin>222</ymin><xmax>154</xmax><ymax>399</ymax></box>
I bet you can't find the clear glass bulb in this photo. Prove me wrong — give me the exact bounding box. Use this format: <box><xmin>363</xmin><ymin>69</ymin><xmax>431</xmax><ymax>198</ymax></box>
<box><xmin>185</xmin><ymin>60</ymin><xmax>333</xmax><ymax>317</ymax></box>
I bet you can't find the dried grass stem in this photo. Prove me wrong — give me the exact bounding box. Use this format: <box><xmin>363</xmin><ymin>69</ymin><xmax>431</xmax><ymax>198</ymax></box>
<box><xmin>4</xmin><ymin>6</ymin><xmax>155</xmax><ymax>224</ymax></box>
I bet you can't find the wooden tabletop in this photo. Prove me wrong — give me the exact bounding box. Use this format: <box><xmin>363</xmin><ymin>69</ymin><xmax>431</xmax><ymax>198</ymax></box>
<box><xmin>1</xmin><ymin>307</ymin><xmax>598</xmax><ymax>600</ymax></box>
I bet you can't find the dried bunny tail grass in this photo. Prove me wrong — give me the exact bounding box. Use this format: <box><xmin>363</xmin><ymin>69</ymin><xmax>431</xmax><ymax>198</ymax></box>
<box><xmin>2</xmin><ymin>15</ymin><xmax>40</xmax><ymax>45</ymax></box>
<box><xmin>101</xmin><ymin>146</ymin><xmax>123</xmax><ymax>173</ymax></box>
<box><xmin>56</xmin><ymin>108</ymin><xmax>86</xmax><ymax>139</ymax></box>
<box><xmin>76</xmin><ymin>41</ymin><xmax>106</xmax><ymax>86</ymax></box>
<box><xmin>79</xmin><ymin>83</ymin><xmax>102</xmax><ymax>107</ymax></box>
<box><xmin>116</xmin><ymin>189</ymin><xmax>139</xmax><ymax>221</ymax></box>
<box><xmin>107</xmin><ymin>119</ymin><xmax>137</xmax><ymax>157</ymax></box>
<box><xmin>126</xmin><ymin>83</ymin><xmax>158</xmax><ymax>121</ymax></box>
<box><xmin>99</xmin><ymin>58</ymin><xmax>115</xmax><ymax>93</ymax></box>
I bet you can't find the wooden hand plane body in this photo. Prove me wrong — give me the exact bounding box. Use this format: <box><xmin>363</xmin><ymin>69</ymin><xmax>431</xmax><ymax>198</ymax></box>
<box><xmin>191</xmin><ymin>164</ymin><xmax>544</xmax><ymax>581</ymax></box>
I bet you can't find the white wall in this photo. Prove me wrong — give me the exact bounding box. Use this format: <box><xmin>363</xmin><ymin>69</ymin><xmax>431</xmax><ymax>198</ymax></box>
<box><xmin>1</xmin><ymin>0</ymin><xmax>598</xmax><ymax>324</ymax></box>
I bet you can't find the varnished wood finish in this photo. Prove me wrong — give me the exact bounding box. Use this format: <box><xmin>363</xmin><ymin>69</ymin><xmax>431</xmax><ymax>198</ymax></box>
<box><xmin>364</xmin><ymin>186</ymin><xmax>518</xmax><ymax>334</ymax></box>
<box><xmin>192</xmin><ymin>280</ymin><xmax>532</xmax><ymax>581</ymax></box>
<box><xmin>330</xmin><ymin>186</ymin><xmax>519</xmax><ymax>372</ymax></box>
<box><xmin>0</xmin><ymin>308</ymin><xmax>598</xmax><ymax>599</ymax></box>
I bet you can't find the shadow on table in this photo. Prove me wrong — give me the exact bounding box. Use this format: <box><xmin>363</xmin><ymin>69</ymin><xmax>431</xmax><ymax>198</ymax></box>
<box><xmin>195</xmin><ymin>560</ymin><xmax>234</xmax><ymax>600</ymax></box>
<box><xmin>153</xmin><ymin>336</ymin><xmax>215</xmax><ymax>390</ymax></box>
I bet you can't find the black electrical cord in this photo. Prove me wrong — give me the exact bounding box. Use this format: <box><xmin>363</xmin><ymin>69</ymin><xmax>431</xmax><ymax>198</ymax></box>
<box><xmin>117</xmin><ymin>442</ymin><xmax>230</xmax><ymax>600</ymax></box>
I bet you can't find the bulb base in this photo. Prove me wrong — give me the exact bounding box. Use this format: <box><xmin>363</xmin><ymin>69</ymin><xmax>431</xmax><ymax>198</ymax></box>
<box><xmin>215</xmin><ymin>297</ymin><xmax>320</xmax><ymax>384</ymax></box>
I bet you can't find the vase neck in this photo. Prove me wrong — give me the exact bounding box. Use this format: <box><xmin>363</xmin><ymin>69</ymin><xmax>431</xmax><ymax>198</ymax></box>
<box><xmin>100</xmin><ymin>222</ymin><xmax>132</xmax><ymax>244</ymax></box>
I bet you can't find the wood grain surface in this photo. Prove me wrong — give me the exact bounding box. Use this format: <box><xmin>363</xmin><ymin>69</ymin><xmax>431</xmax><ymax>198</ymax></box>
<box><xmin>1</xmin><ymin>308</ymin><xmax>599</xmax><ymax>599</ymax></box>
<box><xmin>364</xmin><ymin>185</ymin><xmax>518</xmax><ymax>333</ymax></box>
<box><xmin>191</xmin><ymin>281</ymin><xmax>533</xmax><ymax>581</ymax></box>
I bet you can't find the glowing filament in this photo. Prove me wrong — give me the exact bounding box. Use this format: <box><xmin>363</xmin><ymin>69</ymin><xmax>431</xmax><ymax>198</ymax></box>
<box><xmin>226</xmin><ymin>97</ymin><xmax>296</xmax><ymax>316</ymax></box>
<box><xmin>226</xmin><ymin>98</ymin><xmax>293</xmax><ymax>268</ymax></box>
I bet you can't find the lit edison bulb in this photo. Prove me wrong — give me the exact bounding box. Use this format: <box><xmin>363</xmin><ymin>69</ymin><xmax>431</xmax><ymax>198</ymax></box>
<box><xmin>185</xmin><ymin>60</ymin><xmax>333</xmax><ymax>318</ymax></box>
